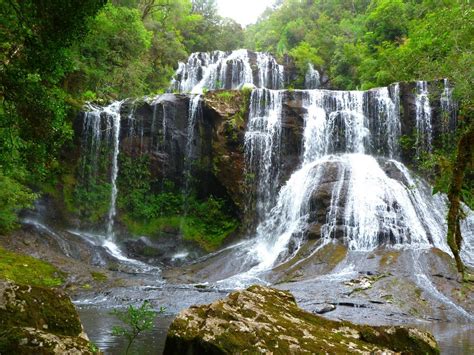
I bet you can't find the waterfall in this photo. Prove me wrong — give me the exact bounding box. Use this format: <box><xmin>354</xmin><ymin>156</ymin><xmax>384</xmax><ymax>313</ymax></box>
<box><xmin>184</xmin><ymin>94</ymin><xmax>202</xmax><ymax>191</ymax></box>
<box><xmin>440</xmin><ymin>78</ymin><xmax>457</xmax><ymax>134</ymax></box>
<box><xmin>170</xmin><ymin>50</ymin><xmax>284</xmax><ymax>93</ymax></box>
<box><xmin>367</xmin><ymin>84</ymin><xmax>401</xmax><ymax>158</ymax></box>
<box><xmin>304</xmin><ymin>64</ymin><xmax>320</xmax><ymax>89</ymax></box>
<box><xmin>415</xmin><ymin>81</ymin><xmax>432</xmax><ymax>155</ymax></box>
<box><xmin>105</xmin><ymin>102</ymin><xmax>122</xmax><ymax>238</ymax></box>
<box><xmin>81</xmin><ymin>108</ymin><xmax>103</xmax><ymax>180</ymax></box>
<box><xmin>80</xmin><ymin>101</ymin><xmax>122</xmax><ymax>238</ymax></box>
<box><xmin>229</xmin><ymin>85</ymin><xmax>471</xmax><ymax>281</ymax></box>
<box><xmin>256</xmin><ymin>52</ymin><xmax>285</xmax><ymax>89</ymax></box>
<box><xmin>244</xmin><ymin>89</ymin><xmax>284</xmax><ymax>220</ymax></box>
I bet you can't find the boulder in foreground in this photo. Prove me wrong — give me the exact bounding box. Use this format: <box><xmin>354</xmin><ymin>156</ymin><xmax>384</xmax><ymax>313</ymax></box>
<box><xmin>0</xmin><ymin>280</ymin><xmax>98</xmax><ymax>354</ymax></box>
<box><xmin>164</xmin><ymin>285</ymin><xmax>439</xmax><ymax>354</ymax></box>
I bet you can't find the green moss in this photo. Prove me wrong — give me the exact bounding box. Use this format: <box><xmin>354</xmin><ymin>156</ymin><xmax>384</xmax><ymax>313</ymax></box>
<box><xmin>0</xmin><ymin>281</ymin><xmax>83</xmax><ymax>337</ymax></box>
<box><xmin>166</xmin><ymin>286</ymin><xmax>439</xmax><ymax>354</ymax></box>
<box><xmin>90</xmin><ymin>271</ymin><xmax>107</xmax><ymax>282</ymax></box>
<box><xmin>215</xmin><ymin>91</ymin><xmax>236</xmax><ymax>102</ymax></box>
<box><xmin>122</xmin><ymin>214</ymin><xmax>238</xmax><ymax>252</ymax></box>
<box><xmin>0</xmin><ymin>247</ymin><xmax>65</xmax><ymax>287</ymax></box>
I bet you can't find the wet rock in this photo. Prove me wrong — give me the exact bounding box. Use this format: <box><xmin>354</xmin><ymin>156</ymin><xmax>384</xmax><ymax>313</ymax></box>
<box><xmin>314</xmin><ymin>303</ymin><xmax>336</xmax><ymax>314</ymax></box>
<box><xmin>0</xmin><ymin>280</ymin><xmax>97</xmax><ymax>354</ymax></box>
<box><xmin>164</xmin><ymin>285</ymin><xmax>439</xmax><ymax>354</ymax></box>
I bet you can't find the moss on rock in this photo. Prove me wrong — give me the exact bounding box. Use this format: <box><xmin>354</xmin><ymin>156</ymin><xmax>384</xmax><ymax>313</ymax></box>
<box><xmin>0</xmin><ymin>280</ymin><xmax>82</xmax><ymax>336</ymax></box>
<box><xmin>0</xmin><ymin>247</ymin><xmax>65</xmax><ymax>287</ymax></box>
<box><xmin>0</xmin><ymin>280</ymin><xmax>99</xmax><ymax>354</ymax></box>
<box><xmin>164</xmin><ymin>285</ymin><xmax>440</xmax><ymax>354</ymax></box>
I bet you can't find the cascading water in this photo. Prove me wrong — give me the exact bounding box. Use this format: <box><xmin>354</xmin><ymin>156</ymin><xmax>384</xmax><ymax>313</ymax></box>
<box><xmin>305</xmin><ymin>63</ymin><xmax>320</xmax><ymax>89</ymax></box>
<box><xmin>256</xmin><ymin>52</ymin><xmax>284</xmax><ymax>89</ymax></box>
<box><xmin>440</xmin><ymin>78</ymin><xmax>457</xmax><ymax>134</ymax></box>
<box><xmin>81</xmin><ymin>101</ymin><xmax>122</xmax><ymax>238</ymax></box>
<box><xmin>183</xmin><ymin>94</ymin><xmax>202</xmax><ymax>194</ymax></box>
<box><xmin>244</xmin><ymin>89</ymin><xmax>284</xmax><ymax>220</ymax></box>
<box><xmin>367</xmin><ymin>84</ymin><xmax>400</xmax><ymax>158</ymax></box>
<box><xmin>223</xmin><ymin>84</ymin><xmax>473</xmax><ymax>286</ymax></box>
<box><xmin>104</xmin><ymin>102</ymin><xmax>122</xmax><ymax>238</ymax></box>
<box><xmin>415</xmin><ymin>80</ymin><xmax>432</xmax><ymax>155</ymax></box>
<box><xmin>170</xmin><ymin>50</ymin><xmax>284</xmax><ymax>93</ymax></box>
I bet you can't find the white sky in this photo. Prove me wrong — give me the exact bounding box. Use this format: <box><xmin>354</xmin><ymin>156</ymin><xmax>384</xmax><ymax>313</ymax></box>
<box><xmin>217</xmin><ymin>0</ymin><xmax>275</xmax><ymax>27</ymax></box>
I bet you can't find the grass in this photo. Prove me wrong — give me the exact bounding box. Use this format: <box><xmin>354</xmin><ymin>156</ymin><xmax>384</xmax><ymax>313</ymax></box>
<box><xmin>215</xmin><ymin>91</ymin><xmax>236</xmax><ymax>102</ymax></box>
<box><xmin>91</xmin><ymin>271</ymin><xmax>108</xmax><ymax>282</ymax></box>
<box><xmin>0</xmin><ymin>247</ymin><xmax>65</xmax><ymax>287</ymax></box>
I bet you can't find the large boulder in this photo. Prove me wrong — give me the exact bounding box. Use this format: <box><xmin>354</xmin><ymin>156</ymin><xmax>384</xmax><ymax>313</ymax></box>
<box><xmin>0</xmin><ymin>280</ymin><xmax>98</xmax><ymax>354</ymax></box>
<box><xmin>164</xmin><ymin>285</ymin><xmax>439</xmax><ymax>354</ymax></box>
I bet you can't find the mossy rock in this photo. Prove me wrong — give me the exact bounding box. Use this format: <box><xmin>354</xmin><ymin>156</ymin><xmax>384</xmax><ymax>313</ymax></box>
<box><xmin>0</xmin><ymin>327</ymin><xmax>98</xmax><ymax>355</ymax></box>
<box><xmin>0</xmin><ymin>280</ymin><xmax>82</xmax><ymax>337</ymax></box>
<box><xmin>164</xmin><ymin>285</ymin><xmax>439</xmax><ymax>354</ymax></box>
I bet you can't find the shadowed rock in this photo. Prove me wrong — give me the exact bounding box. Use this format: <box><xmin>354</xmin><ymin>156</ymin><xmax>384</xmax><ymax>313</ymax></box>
<box><xmin>0</xmin><ymin>280</ymin><xmax>97</xmax><ymax>354</ymax></box>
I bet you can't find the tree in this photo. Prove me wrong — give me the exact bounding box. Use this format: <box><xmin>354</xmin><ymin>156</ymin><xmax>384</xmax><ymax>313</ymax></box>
<box><xmin>446</xmin><ymin>124</ymin><xmax>473</xmax><ymax>280</ymax></box>
<box><xmin>111</xmin><ymin>301</ymin><xmax>165</xmax><ymax>355</ymax></box>
<box><xmin>72</xmin><ymin>4</ymin><xmax>153</xmax><ymax>99</ymax></box>
<box><xmin>0</xmin><ymin>0</ymin><xmax>106</xmax><ymax>230</ymax></box>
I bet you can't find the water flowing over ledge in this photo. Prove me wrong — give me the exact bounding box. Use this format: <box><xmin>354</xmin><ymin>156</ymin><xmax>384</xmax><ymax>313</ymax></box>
<box><xmin>77</xmin><ymin>73</ymin><xmax>473</xmax><ymax>283</ymax></box>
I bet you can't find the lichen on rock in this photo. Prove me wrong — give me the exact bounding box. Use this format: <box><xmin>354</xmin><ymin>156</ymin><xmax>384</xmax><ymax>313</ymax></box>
<box><xmin>164</xmin><ymin>285</ymin><xmax>440</xmax><ymax>354</ymax></box>
<box><xmin>0</xmin><ymin>280</ymin><xmax>99</xmax><ymax>354</ymax></box>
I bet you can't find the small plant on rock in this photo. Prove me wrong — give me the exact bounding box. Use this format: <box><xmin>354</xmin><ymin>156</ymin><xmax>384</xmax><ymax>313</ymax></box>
<box><xmin>111</xmin><ymin>301</ymin><xmax>165</xmax><ymax>354</ymax></box>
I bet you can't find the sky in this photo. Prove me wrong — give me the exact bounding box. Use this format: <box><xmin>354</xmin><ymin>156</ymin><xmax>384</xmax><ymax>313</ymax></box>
<box><xmin>216</xmin><ymin>0</ymin><xmax>275</xmax><ymax>27</ymax></box>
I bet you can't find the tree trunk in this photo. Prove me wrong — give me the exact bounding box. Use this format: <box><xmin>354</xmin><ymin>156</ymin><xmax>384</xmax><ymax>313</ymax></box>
<box><xmin>447</xmin><ymin>123</ymin><xmax>473</xmax><ymax>280</ymax></box>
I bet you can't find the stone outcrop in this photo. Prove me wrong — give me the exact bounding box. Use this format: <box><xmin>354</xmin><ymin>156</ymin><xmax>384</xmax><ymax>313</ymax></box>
<box><xmin>0</xmin><ymin>280</ymin><xmax>98</xmax><ymax>354</ymax></box>
<box><xmin>163</xmin><ymin>285</ymin><xmax>439</xmax><ymax>354</ymax></box>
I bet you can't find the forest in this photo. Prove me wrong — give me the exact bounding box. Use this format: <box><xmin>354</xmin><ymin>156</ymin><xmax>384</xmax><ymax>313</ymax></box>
<box><xmin>0</xmin><ymin>0</ymin><xmax>473</xmax><ymax>353</ymax></box>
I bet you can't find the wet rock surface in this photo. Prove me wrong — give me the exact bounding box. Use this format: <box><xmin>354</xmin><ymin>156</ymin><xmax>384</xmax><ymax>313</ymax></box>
<box><xmin>0</xmin><ymin>280</ymin><xmax>97</xmax><ymax>354</ymax></box>
<box><xmin>164</xmin><ymin>285</ymin><xmax>439</xmax><ymax>354</ymax></box>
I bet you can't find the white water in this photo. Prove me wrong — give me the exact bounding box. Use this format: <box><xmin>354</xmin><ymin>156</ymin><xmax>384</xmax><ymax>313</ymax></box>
<box><xmin>245</xmin><ymin>89</ymin><xmax>284</xmax><ymax>219</ymax></box>
<box><xmin>369</xmin><ymin>84</ymin><xmax>401</xmax><ymax>158</ymax></box>
<box><xmin>415</xmin><ymin>81</ymin><xmax>432</xmax><ymax>155</ymax></box>
<box><xmin>256</xmin><ymin>52</ymin><xmax>284</xmax><ymax>89</ymax></box>
<box><xmin>411</xmin><ymin>250</ymin><xmax>474</xmax><ymax>321</ymax></box>
<box><xmin>67</xmin><ymin>230</ymin><xmax>158</xmax><ymax>273</ymax></box>
<box><xmin>440</xmin><ymin>78</ymin><xmax>457</xmax><ymax>134</ymax></box>
<box><xmin>221</xmin><ymin>85</ymin><xmax>474</xmax><ymax>286</ymax></box>
<box><xmin>305</xmin><ymin>63</ymin><xmax>320</xmax><ymax>89</ymax></box>
<box><xmin>170</xmin><ymin>50</ymin><xmax>284</xmax><ymax>93</ymax></box>
<box><xmin>105</xmin><ymin>102</ymin><xmax>122</xmax><ymax>238</ymax></box>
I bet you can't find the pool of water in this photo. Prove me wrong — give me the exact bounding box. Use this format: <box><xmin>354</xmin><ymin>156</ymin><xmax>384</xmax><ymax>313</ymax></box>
<box><xmin>79</xmin><ymin>307</ymin><xmax>174</xmax><ymax>354</ymax></box>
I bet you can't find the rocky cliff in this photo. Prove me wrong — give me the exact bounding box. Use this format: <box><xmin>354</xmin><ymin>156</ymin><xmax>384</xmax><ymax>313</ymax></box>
<box><xmin>62</xmin><ymin>79</ymin><xmax>458</xmax><ymax>259</ymax></box>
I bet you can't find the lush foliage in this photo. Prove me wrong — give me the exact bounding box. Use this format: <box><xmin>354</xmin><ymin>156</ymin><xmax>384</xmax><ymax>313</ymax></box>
<box><xmin>117</xmin><ymin>155</ymin><xmax>238</xmax><ymax>251</ymax></box>
<box><xmin>0</xmin><ymin>0</ymin><xmax>106</xmax><ymax>233</ymax></box>
<box><xmin>112</xmin><ymin>301</ymin><xmax>164</xmax><ymax>355</ymax></box>
<box><xmin>246</xmin><ymin>1</ymin><xmax>472</xmax><ymax>108</ymax></box>
<box><xmin>0</xmin><ymin>247</ymin><xmax>64</xmax><ymax>287</ymax></box>
<box><xmin>0</xmin><ymin>175</ymin><xmax>37</xmax><ymax>234</ymax></box>
<box><xmin>71</xmin><ymin>0</ymin><xmax>245</xmax><ymax>100</ymax></box>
